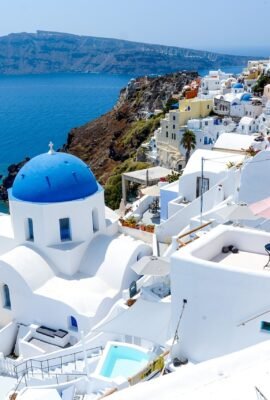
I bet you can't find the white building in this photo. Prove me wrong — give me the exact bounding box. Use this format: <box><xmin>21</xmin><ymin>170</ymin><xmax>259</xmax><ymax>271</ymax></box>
<box><xmin>237</xmin><ymin>116</ymin><xmax>257</xmax><ymax>134</ymax></box>
<box><xmin>214</xmin><ymin>91</ymin><xmax>263</xmax><ymax>118</ymax></box>
<box><xmin>109</xmin><ymin>225</ymin><xmax>270</xmax><ymax>400</ymax></box>
<box><xmin>171</xmin><ymin>224</ymin><xmax>270</xmax><ymax>361</ymax></box>
<box><xmin>0</xmin><ymin>146</ymin><xmax>151</xmax><ymax>358</ymax></box>
<box><xmin>256</xmin><ymin>100</ymin><xmax>270</xmax><ymax>134</ymax></box>
<box><xmin>199</xmin><ymin>70</ymin><xmax>235</xmax><ymax>99</ymax></box>
<box><xmin>186</xmin><ymin>117</ymin><xmax>236</xmax><ymax>149</ymax></box>
<box><xmin>158</xmin><ymin>148</ymin><xmax>244</xmax><ymax>227</ymax></box>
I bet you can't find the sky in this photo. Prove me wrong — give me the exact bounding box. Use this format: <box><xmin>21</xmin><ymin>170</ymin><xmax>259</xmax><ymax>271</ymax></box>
<box><xmin>0</xmin><ymin>0</ymin><xmax>270</xmax><ymax>56</ymax></box>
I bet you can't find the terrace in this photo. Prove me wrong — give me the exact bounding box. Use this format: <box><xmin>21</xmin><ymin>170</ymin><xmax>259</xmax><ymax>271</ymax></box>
<box><xmin>182</xmin><ymin>224</ymin><xmax>270</xmax><ymax>275</ymax></box>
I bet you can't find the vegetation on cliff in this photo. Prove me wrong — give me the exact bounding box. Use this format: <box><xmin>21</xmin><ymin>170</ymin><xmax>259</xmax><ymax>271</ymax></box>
<box><xmin>65</xmin><ymin>71</ymin><xmax>197</xmax><ymax>209</ymax></box>
<box><xmin>104</xmin><ymin>160</ymin><xmax>150</xmax><ymax>210</ymax></box>
<box><xmin>253</xmin><ymin>73</ymin><xmax>270</xmax><ymax>95</ymax></box>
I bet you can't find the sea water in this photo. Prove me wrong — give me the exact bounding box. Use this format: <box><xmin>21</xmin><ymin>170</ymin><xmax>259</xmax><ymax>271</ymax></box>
<box><xmin>0</xmin><ymin>73</ymin><xmax>133</xmax><ymax>175</ymax></box>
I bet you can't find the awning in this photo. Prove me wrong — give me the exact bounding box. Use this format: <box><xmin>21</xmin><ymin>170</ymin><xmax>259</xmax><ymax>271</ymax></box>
<box><xmin>93</xmin><ymin>298</ymin><xmax>171</xmax><ymax>345</ymax></box>
<box><xmin>250</xmin><ymin>197</ymin><xmax>270</xmax><ymax>219</ymax></box>
<box><xmin>140</xmin><ymin>185</ymin><xmax>160</xmax><ymax>197</ymax></box>
<box><xmin>131</xmin><ymin>256</ymin><xmax>170</xmax><ymax>276</ymax></box>
<box><xmin>216</xmin><ymin>203</ymin><xmax>257</xmax><ymax>221</ymax></box>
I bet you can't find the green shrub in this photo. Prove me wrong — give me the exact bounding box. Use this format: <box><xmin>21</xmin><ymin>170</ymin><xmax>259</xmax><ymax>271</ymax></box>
<box><xmin>104</xmin><ymin>160</ymin><xmax>150</xmax><ymax>210</ymax></box>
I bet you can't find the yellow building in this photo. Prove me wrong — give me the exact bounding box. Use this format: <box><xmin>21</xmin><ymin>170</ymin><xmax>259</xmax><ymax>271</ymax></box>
<box><xmin>245</xmin><ymin>70</ymin><xmax>260</xmax><ymax>80</ymax></box>
<box><xmin>178</xmin><ymin>98</ymin><xmax>213</xmax><ymax>126</ymax></box>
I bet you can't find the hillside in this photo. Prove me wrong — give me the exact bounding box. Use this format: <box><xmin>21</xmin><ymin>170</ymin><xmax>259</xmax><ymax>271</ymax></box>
<box><xmin>0</xmin><ymin>31</ymin><xmax>251</xmax><ymax>75</ymax></box>
<box><xmin>64</xmin><ymin>71</ymin><xmax>197</xmax><ymax>208</ymax></box>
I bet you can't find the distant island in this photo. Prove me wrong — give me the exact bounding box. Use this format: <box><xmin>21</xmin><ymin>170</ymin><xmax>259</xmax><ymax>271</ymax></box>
<box><xmin>0</xmin><ymin>31</ymin><xmax>253</xmax><ymax>75</ymax></box>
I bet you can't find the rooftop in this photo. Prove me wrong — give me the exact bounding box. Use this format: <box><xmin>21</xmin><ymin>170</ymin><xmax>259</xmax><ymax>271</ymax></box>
<box><xmin>122</xmin><ymin>166</ymin><xmax>172</xmax><ymax>185</ymax></box>
<box><xmin>176</xmin><ymin>225</ymin><xmax>270</xmax><ymax>275</ymax></box>
<box><xmin>211</xmin><ymin>249</ymin><xmax>268</xmax><ymax>273</ymax></box>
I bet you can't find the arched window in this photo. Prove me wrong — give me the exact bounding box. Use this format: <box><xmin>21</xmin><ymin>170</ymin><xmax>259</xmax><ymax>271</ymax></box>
<box><xmin>26</xmin><ymin>218</ymin><xmax>34</xmax><ymax>241</ymax></box>
<box><xmin>59</xmin><ymin>218</ymin><xmax>71</xmax><ymax>241</ymax></box>
<box><xmin>2</xmin><ymin>284</ymin><xmax>11</xmax><ymax>309</ymax></box>
<box><xmin>92</xmin><ymin>208</ymin><xmax>99</xmax><ymax>233</ymax></box>
<box><xmin>69</xmin><ymin>316</ymin><xmax>78</xmax><ymax>331</ymax></box>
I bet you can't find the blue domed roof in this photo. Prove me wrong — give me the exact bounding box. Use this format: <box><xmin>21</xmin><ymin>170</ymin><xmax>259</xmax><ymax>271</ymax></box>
<box><xmin>12</xmin><ymin>152</ymin><xmax>99</xmax><ymax>203</ymax></box>
<box><xmin>241</xmin><ymin>93</ymin><xmax>252</xmax><ymax>102</ymax></box>
<box><xmin>233</xmin><ymin>83</ymin><xmax>244</xmax><ymax>89</ymax></box>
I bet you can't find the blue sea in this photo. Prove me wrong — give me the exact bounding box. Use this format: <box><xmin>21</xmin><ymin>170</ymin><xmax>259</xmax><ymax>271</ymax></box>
<box><xmin>0</xmin><ymin>66</ymin><xmax>243</xmax><ymax>213</ymax></box>
<box><xmin>0</xmin><ymin>73</ymin><xmax>133</xmax><ymax>176</ymax></box>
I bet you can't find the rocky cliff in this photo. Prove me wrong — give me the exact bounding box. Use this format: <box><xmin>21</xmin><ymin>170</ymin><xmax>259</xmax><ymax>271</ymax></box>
<box><xmin>64</xmin><ymin>71</ymin><xmax>197</xmax><ymax>208</ymax></box>
<box><xmin>0</xmin><ymin>31</ymin><xmax>251</xmax><ymax>75</ymax></box>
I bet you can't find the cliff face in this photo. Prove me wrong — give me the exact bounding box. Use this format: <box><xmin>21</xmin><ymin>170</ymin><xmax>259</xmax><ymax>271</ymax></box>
<box><xmin>0</xmin><ymin>31</ymin><xmax>251</xmax><ymax>75</ymax></box>
<box><xmin>65</xmin><ymin>71</ymin><xmax>198</xmax><ymax>184</ymax></box>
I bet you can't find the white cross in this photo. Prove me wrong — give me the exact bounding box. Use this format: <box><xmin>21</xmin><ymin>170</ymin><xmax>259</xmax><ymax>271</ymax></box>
<box><xmin>48</xmin><ymin>141</ymin><xmax>55</xmax><ymax>155</ymax></box>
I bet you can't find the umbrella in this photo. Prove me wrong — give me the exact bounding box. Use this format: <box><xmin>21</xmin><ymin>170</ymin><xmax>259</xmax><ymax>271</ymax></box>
<box><xmin>250</xmin><ymin>197</ymin><xmax>270</xmax><ymax>219</ymax></box>
<box><xmin>131</xmin><ymin>256</ymin><xmax>170</xmax><ymax>276</ymax></box>
<box><xmin>119</xmin><ymin>198</ymin><xmax>126</xmax><ymax>217</ymax></box>
<box><xmin>216</xmin><ymin>202</ymin><xmax>258</xmax><ymax>221</ymax></box>
<box><xmin>140</xmin><ymin>184</ymin><xmax>160</xmax><ymax>197</ymax></box>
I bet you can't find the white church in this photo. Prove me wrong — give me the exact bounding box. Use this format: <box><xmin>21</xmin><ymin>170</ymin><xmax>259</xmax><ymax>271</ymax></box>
<box><xmin>0</xmin><ymin>144</ymin><xmax>152</xmax><ymax>357</ymax></box>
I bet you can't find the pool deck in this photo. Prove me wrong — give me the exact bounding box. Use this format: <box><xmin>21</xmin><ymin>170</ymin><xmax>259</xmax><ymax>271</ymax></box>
<box><xmin>211</xmin><ymin>250</ymin><xmax>269</xmax><ymax>272</ymax></box>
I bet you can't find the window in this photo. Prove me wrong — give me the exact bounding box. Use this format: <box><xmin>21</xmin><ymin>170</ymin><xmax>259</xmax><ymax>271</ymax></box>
<box><xmin>166</xmin><ymin>131</ymin><xmax>168</xmax><ymax>138</ymax></box>
<box><xmin>69</xmin><ymin>316</ymin><xmax>78</xmax><ymax>331</ymax></box>
<box><xmin>173</xmin><ymin>116</ymin><xmax>176</xmax><ymax>121</ymax></box>
<box><xmin>59</xmin><ymin>218</ymin><xmax>71</xmax><ymax>241</ymax></box>
<box><xmin>173</xmin><ymin>125</ymin><xmax>175</xmax><ymax>129</ymax></box>
<box><xmin>92</xmin><ymin>208</ymin><xmax>99</xmax><ymax>233</ymax></box>
<box><xmin>2</xmin><ymin>284</ymin><xmax>11</xmax><ymax>309</ymax></box>
<box><xmin>26</xmin><ymin>218</ymin><xmax>34</xmax><ymax>241</ymax></box>
<box><xmin>261</xmin><ymin>321</ymin><xmax>270</xmax><ymax>332</ymax></box>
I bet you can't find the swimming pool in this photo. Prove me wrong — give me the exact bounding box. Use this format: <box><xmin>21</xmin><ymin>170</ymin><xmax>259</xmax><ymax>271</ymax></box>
<box><xmin>97</xmin><ymin>342</ymin><xmax>151</xmax><ymax>379</ymax></box>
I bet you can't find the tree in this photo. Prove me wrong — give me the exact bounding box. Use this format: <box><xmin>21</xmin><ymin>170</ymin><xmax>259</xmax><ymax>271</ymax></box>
<box><xmin>180</xmin><ymin>129</ymin><xmax>196</xmax><ymax>163</ymax></box>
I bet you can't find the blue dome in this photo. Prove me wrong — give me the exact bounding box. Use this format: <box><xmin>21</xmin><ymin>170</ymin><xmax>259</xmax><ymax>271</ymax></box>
<box><xmin>241</xmin><ymin>93</ymin><xmax>252</xmax><ymax>102</ymax></box>
<box><xmin>12</xmin><ymin>152</ymin><xmax>99</xmax><ymax>203</ymax></box>
<box><xmin>233</xmin><ymin>83</ymin><xmax>244</xmax><ymax>89</ymax></box>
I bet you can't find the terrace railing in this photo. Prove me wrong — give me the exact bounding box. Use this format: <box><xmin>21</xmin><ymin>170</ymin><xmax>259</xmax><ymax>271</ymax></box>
<box><xmin>4</xmin><ymin>345</ymin><xmax>103</xmax><ymax>380</ymax></box>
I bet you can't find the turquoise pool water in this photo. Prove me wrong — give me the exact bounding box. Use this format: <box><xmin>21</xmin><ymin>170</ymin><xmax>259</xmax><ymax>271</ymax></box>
<box><xmin>100</xmin><ymin>345</ymin><xmax>150</xmax><ymax>379</ymax></box>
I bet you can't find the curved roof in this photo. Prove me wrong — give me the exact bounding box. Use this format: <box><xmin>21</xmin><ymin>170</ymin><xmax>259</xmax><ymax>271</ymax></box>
<box><xmin>241</xmin><ymin>93</ymin><xmax>252</xmax><ymax>102</ymax></box>
<box><xmin>233</xmin><ymin>83</ymin><xmax>244</xmax><ymax>89</ymax></box>
<box><xmin>0</xmin><ymin>245</ymin><xmax>54</xmax><ymax>291</ymax></box>
<box><xmin>12</xmin><ymin>152</ymin><xmax>98</xmax><ymax>203</ymax></box>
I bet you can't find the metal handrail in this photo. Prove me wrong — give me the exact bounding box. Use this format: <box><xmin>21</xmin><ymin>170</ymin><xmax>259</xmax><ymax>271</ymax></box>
<box><xmin>14</xmin><ymin>345</ymin><xmax>103</xmax><ymax>379</ymax></box>
<box><xmin>237</xmin><ymin>309</ymin><xmax>270</xmax><ymax>327</ymax></box>
<box><xmin>14</xmin><ymin>371</ymin><xmax>89</xmax><ymax>393</ymax></box>
<box><xmin>177</xmin><ymin>220</ymin><xmax>213</xmax><ymax>241</ymax></box>
<box><xmin>177</xmin><ymin>221</ymin><xmax>213</xmax><ymax>249</ymax></box>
